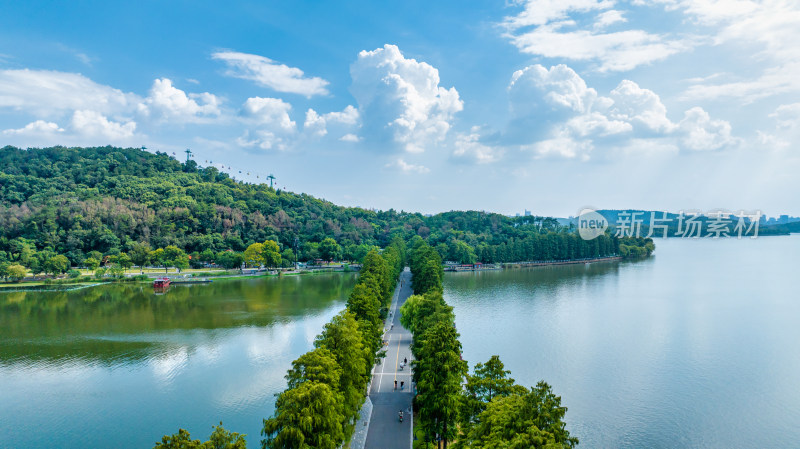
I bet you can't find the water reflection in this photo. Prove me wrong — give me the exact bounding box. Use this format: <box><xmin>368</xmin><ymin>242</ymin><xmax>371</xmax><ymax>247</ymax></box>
<box><xmin>0</xmin><ymin>273</ymin><xmax>357</xmax><ymax>449</ymax></box>
<box><xmin>0</xmin><ymin>274</ymin><xmax>356</xmax><ymax>366</ymax></box>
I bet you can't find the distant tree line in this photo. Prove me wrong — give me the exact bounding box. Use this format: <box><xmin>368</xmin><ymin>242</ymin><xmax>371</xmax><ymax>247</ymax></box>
<box><xmin>0</xmin><ymin>147</ymin><xmax>653</xmax><ymax>281</ymax></box>
<box><xmin>401</xmin><ymin>237</ymin><xmax>579</xmax><ymax>448</ymax></box>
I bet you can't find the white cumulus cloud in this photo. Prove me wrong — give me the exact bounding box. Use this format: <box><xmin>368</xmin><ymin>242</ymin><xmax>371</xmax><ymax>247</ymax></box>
<box><xmin>386</xmin><ymin>158</ymin><xmax>430</xmax><ymax>173</ymax></box>
<box><xmin>672</xmin><ymin>1</ymin><xmax>800</xmax><ymax>100</ymax></box>
<box><xmin>608</xmin><ymin>80</ymin><xmax>676</xmax><ymax>133</ymax></box>
<box><xmin>2</xmin><ymin>120</ymin><xmax>64</xmax><ymax>136</ymax></box>
<box><xmin>340</xmin><ymin>133</ymin><xmax>361</xmax><ymax>142</ymax></box>
<box><xmin>504</xmin><ymin>63</ymin><xmax>736</xmax><ymax>158</ymax></box>
<box><xmin>502</xmin><ymin>1</ymin><xmax>689</xmax><ymax>71</ymax></box>
<box><xmin>212</xmin><ymin>51</ymin><xmax>329</xmax><ymax>97</ymax></box>
<box><xmin>770</xmin><ymin>103</ymin><xmax>800</xmax><ymax>129</ymax></box>
<box><xmin>678</xmin><ymin>107</ymin><xmax>737</xmax><ymax>151</ymax></box>
<box><xmin>0</xmin><ymin>69</ymin><xmax>139</xmax><ymax>117</ymax></box>
<box><xmin>350</xmin><ymin>44</ymin><xmax>463</xmax><ymax>153</ymax></box>
<box><xmin>71</xmin><ymin>110</ymin><xmax>136</xmax><ymax>140</ymax></box>
<box><xmin>452</xmin><ymin>128</ymin><xmax>504</xmax><ymax>163</ymax></box>
<box><xmin>508</xmin><ymin>64</ymin><xmax>629</xmax><ymax>138</ymax></box>
<box><xmin>303</xmin><ymin>105</ymin><xmax>359</xmax><ymax>137</ymax></box>
<box><xmin>241</xmin><ymin>97</ymin><xmax>296</xmax><ymax>132</ymax></box>
<box><xmin>143</xmin><ymin>78</ymin><xmax>221</xmax><ymax>121</ymax></box>
<box><xmin>594</xmin><ymin>10</ymin><xmax>627</xmax><ymax>29</ymax></box>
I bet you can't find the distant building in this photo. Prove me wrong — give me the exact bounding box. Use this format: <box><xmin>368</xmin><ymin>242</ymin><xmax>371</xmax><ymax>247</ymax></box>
<box><xmin>524</xmin><ymin>209</ymin><xmax>531</xmax><ymax>216</ymax></box>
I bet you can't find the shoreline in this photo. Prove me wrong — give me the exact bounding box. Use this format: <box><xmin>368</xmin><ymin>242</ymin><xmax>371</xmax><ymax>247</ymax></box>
<box><xmin>444</xmin><ymin>255</ymin><xmax>623</xmax><ymax>272</ymax></box>
<box><xmin>0</xmin><ymin>268</ymin><xmax>358</xmax><ymax>293</ymax></box>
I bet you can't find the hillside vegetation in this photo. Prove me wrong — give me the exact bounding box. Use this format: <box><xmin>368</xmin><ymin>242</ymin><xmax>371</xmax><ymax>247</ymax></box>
<box><xmin>0</xmin><ymin>146</ymin><xmax>640</xmax><ymax>276</ymax></box>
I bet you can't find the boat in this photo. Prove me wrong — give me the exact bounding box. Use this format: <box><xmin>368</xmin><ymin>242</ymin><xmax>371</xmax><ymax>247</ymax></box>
<box><xmin>153</xmin><ymin>278</ymin><xmax>171</xmax><ymax>288</ymax></box>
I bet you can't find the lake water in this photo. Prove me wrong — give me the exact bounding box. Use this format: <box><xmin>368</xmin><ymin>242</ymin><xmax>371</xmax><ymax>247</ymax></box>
<box><xmin>445</xmin><ymin>235</ymin><xmax>800</xmax><ymax>448</ymax></box>
<box><xmin>0</xmin><ymin>273</ymin><xmax>357</xmax><ymax>449</ymax></box>
<box><xmin>3</xmin><ymin>237</ymin><xmax>798</xmax><ymax>449</ymax></box>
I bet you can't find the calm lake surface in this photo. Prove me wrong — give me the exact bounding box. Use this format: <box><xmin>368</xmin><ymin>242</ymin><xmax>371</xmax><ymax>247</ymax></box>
<box><xmin>3</xmin><ymin>237</ymin><xmax>798</xmax><ymax>449</ymax></box>
<box><xmin>0</xmin><ymin>273</ymin><xmax>357</xmax><ymax>449</ymax></box>
<box><xmin>445</xmin><ymin>235</ymin><xmax>800</xmax><ymax>448</ymax></box>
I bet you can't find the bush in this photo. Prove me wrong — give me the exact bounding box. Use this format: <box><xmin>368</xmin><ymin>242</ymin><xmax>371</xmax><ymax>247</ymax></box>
<box><xmin>67</xmin><ymin>269</ymin><xmax>81</xmax><ymax>279</ymax></box>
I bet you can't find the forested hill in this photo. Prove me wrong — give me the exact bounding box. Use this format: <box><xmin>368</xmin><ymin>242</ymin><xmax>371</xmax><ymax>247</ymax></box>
<box><xmin>0</xmin><ymin>146</ymin><xmax>627</xmax><ymax>267</ymax></box>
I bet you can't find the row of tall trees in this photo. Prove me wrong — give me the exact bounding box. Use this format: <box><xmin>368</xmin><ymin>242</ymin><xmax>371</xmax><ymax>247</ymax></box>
<box><xmin>403</xmin><ymin>238</ymin><xmax>466</xmax><ymax>447</ymax></box>
<box><xmin>261</xmin><ymin>236</ymin><xmax>404</xmax><ymax>448</ymax></box>
<box><xmin>402</xmin><ymin>238</ymin><xmax>579</xmax><ymax>448</ymax></box>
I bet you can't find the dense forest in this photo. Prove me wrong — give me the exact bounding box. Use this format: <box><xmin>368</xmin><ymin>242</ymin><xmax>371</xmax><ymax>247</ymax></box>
<box><xmin>0</xmin><ymin>146</ymin><xmax>639</xmax><ymax>275</ymax></box>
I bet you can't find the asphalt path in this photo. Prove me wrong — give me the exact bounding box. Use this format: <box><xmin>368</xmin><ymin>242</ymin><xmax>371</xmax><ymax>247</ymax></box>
<box><xmin>364</xmin><ymin>268</ymin><xmax>414</xmax><ymax>449</ymax></box>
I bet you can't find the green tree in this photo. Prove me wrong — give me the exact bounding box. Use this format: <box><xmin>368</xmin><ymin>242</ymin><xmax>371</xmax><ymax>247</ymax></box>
<box><xmin>262</xmin><ymin>240</ymin><xmax>282</xmax><ymax>268</ymax></box>
<box><xmin>463</xmin><ymin>382</ymin><xmax>578</xmax><ymax>449</ymax></box>
<box><xmin>0</xmin><ymin>262</ymin><xmax>10</xmax><ymax>281</ymax></box>
<box><xmin>457</xmin><ymin>356</ymin><xmax>523</xmax><ymax>444</ymax></box>
<box><xmin>400</xmin><ymin>291</ymin><xmax>454</xmax><ymax>337</ymax></box>
<box><xmin>216</xmin><ymin>251</ymin><xmax>244</xmax><ymax>270</ymax></box>
<box><xmin>154</xmin><ymin>428</ymin><xmax>204</xmax><ymax>449</ymax></box>
<box><xmin>84</xmin><ymin>257</ymin><xmax>100</xmax><ymax>272</ymax></box>
<box><xmin>206</xmin><ymin>422</ymin><xmax>247</xmax><ymax>449</ymax></box>
<box><xmin>318</xmin><ymin>237</ymin><xmax>341</xmax><ymax>264</ymax></box>
<box><xmin>6</xmin><ymin>264</ymin><xmax>27</xmax><ymax>282</ymax></box>
<box><xmin>44</xmin><ymin>255</ymin><xmax>70</xmax><ymax>275</ymax></box>
<box><xmin>360</xmin><ymin>249</ymin><xmax>391</xmax><ymax>304</ymax></box>
<box><xmin>163</xmin><ymin>245</ymin><xmax>189</xmax><ymax>273</ymax></box>
<box><xmin>345</xmin><ymin>283</ymin><xmax>382</xmax><ymax>350</ymax></box>
<box><xmin>87</xmin><ymin>250</ymin><xmax>103</xmax><ymax>264</ymax></box>
<box><xmin>262</xmin><ymin>381</ymin><xmax>345</xmax><ymax>449</ymax></box>
<box><xmin>280</xmin><ymin>248</ymin><xmax>294</xmax><ymax>268</ymax></box>
<box><xmin>285</xmin><ymin>347</ymin><xmax>342</xmax><ymax>390</ymax></box>
<box><xmin>243</xmin><ymin>243</ymin><xmax>265</xmax><ymax>268</ymax></box>
<box><xmin>116</xmin><ymin>252</ymin><xmax>133</xmax><ymax>271</ymax></box>
<box><xmin>315</xmin><ymin>311</ymin><xmax>368</xmax><ymax>438</ymax></box>
<box><xmin>128</xmin><ymin>241</ymin><xmax>151</xmax><ymax>273</ymax></box>
<box><xmin>151</xmin><ymin>248</ymin><xmax>166</xmax><ymax>272</ymax></box>
<box><xmin>154</xmin><ymin>423</ymin><xmax>246</xmax><ymax>449</ymax></box>
<box><xmin>415</xmin><ymin>321</ymin><xmax>467</xmax><ymax>448</ymax></box>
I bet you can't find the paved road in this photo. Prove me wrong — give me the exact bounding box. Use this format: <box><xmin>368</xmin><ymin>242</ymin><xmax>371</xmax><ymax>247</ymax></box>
<box><xmin>364</xmin><ymin>268</ymin><xmax>414</xmax><ymax>449</ymax></box>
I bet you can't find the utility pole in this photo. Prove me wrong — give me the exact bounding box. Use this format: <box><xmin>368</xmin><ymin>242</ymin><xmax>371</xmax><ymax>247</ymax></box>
<box><xmin>267</xmin><ymin>174</ymin><xmax>276</xmax><ymax>188</ymax></box>
<box><xmin>184</xmin><ymin>148</ymin><xmax>192</xmax><ymax>164</ymax></box>
<box><xmin>293</xmin><ymin>236</ymin><xmax>300</xmax><ymax>269</ymax></box>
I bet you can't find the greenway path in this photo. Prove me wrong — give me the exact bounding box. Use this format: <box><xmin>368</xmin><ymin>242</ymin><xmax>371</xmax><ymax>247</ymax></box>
<box><xmin>364</xmin><ymin>268</ymin><xmax>414</xmax><ymax>449</ymax></box>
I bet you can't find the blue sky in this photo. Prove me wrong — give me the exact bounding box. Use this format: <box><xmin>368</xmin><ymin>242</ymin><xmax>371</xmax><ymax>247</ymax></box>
<box><xmin>1</xmin><ymin>0</ymin><xmax>798</xmax><ymax>217</ymax></box>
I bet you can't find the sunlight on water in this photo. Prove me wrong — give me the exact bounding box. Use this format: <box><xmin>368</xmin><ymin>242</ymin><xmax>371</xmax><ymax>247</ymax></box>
<box><xmin>445</xmin><ymin>236</ymin><xmax>800</xmax><ymax>449</ymax></box>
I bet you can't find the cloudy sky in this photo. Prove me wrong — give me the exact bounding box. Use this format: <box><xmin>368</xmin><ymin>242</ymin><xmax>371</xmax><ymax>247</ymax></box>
<box><xmin>1</xmin><ymin>0</ymin><xmax>798</xmax><ymax>217</ymax></box>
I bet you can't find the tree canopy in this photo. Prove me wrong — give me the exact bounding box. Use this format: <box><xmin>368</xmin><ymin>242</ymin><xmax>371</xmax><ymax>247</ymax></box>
<box><xmin>0</xmin><ymin>146</ymin><xmax>640</xmax><ymax>276</ymax></box>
